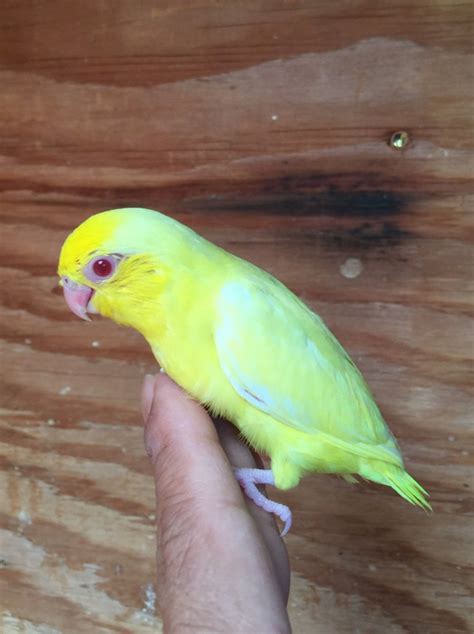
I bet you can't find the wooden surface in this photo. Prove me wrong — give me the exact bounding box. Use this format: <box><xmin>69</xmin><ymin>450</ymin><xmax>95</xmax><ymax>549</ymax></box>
<box><xmin>1</xmin><ymin>2</ymin><xmax>473</xmax><ymax>632</ymax></box>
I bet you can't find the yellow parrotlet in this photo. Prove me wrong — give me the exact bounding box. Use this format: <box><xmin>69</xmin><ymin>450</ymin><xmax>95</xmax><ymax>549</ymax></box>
<box><xmin>58</xmin><ymin>208</ymin><xmax>430</xmax><ymax>533</ymax></box>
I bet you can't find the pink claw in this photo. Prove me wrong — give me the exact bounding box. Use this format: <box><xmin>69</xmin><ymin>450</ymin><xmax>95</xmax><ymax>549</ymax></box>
<box><xmin>234</xmin><ymin>467</ymin><xmax>292</xmax><ymax>536</ymax></box>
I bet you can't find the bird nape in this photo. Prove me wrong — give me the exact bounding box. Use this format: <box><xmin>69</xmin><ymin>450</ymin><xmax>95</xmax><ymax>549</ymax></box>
<box><xmin>58</xmin><ymin>207</ymin><xmax>430</xmax><ymax>535</ymax></box>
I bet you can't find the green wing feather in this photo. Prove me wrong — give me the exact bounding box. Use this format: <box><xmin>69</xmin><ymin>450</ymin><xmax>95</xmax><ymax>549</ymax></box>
<box><xmin>215</xmin><ymin>278</ymin><xmax>402</xmax><ymax>465</ymax></box>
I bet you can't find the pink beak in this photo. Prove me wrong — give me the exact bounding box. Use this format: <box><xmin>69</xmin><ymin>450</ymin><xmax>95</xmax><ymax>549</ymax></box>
<box><xmin>61</xmin><ymin>277</ymin><xmax>94</xmax><ymax>321</ymax></box>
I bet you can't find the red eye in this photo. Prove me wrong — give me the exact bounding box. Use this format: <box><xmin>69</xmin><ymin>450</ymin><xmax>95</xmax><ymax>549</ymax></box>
<box><xmin>92</xmin><ymin>258</ymin><xmax>113</xmax><ymax>277</ymax></box>
<box><xmin>84</xmin><ymin>254</ymin><xmax>120</xmax><ymax>283</ymax></box>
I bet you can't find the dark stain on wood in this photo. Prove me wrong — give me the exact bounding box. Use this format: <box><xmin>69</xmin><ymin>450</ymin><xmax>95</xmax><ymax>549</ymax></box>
<box><xmin>189</xmin><ymin>187</ymin><xmax>411</xmax><ymax>218</ymax></box>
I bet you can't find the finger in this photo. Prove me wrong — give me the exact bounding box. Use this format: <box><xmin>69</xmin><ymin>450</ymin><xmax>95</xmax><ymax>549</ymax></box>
<box><xmin>142</xmin><ymin>375</ymin><xmax>289</xmax><ymax>621</ymax></box>
<box><xmin>142</xmin><ymin>374</ymin><xmax>291</xmax><ymax>626</ymax></box>
<box><xmin>214</xmin><ymin>420</ymin><xmax>276</xmax><ymax>528</ymax></box>
<box><xmin>143</xmin><ymin>374</ymin><xmax>250</xmax><ymax>531</ymax></box>
<box><xmin>215</xmin><ymin>419</ymin><xmax>290</xmax><ymax>601</ymax></box>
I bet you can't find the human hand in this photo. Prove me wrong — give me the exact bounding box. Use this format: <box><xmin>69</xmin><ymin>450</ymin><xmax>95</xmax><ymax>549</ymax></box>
<box><xmin>142</xmin><ymin>373</ymin><xmax>291</xmax><ymax>633</ymax></box>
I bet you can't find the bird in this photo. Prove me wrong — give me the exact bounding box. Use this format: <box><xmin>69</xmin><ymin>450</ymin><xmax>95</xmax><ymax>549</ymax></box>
<box><xmin>58</xmin><ymin>207</ymin><xmax>430</xmax><ymax>534</ymax></box>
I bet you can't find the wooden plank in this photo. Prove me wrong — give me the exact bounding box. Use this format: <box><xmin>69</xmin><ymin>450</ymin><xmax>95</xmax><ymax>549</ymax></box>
<box><xmin>0</xmin><ymin>1</ymin><xmax>472</xmax><ymax>632</ymax></box>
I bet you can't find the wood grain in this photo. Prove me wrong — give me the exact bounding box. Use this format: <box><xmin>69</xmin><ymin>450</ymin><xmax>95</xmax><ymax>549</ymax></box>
<box><xmin>0</xmin><ymin>1</ymin><xmax>473</xmax><ymax>632</ymax></box>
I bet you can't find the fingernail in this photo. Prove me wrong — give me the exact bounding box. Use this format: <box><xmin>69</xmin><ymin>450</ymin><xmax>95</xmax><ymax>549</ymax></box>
<box><xmin>142</xmin><ymin>374</ymin><xmax>156</xmax><ymax>423</ymax></box>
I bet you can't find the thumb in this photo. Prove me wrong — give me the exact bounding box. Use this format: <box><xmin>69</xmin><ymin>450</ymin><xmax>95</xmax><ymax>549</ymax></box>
<box><xmin>140</xmin><ymin>373</ymin><xmax>246</xmax><ymax>522</ymax></box>
<box><xmin>139</xmin><ymin>378</ymin><xmax>291</xmax><ymax>632</ymax></box>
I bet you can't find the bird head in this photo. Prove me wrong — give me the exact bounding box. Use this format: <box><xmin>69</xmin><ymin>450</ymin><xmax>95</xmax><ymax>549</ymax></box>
<box><xmin>57</xmin><ymin>208</ymin><xmax>186</xmax><ymax>332</ymax></box>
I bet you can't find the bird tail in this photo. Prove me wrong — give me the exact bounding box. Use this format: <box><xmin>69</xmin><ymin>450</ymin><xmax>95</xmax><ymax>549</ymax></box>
<box><xmin>359</xmin><ymin>463</ymin><xmax>431</xmax><ymax>510</ymax></box>
<box><xmin>385</xmin><ymin>468</ymin><xmax>431</xmax><ymax>510</ymax></box>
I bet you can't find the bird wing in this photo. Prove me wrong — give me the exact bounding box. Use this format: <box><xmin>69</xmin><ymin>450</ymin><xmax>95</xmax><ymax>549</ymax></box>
<box><xmin>215</xmin><ymin>278</ymin><xmax>400</xmax><ymax>463</ymax></box>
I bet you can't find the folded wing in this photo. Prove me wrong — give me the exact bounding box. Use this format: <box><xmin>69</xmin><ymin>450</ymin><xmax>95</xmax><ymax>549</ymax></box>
<box><xmin>215</xmin><ymin>279</ymin><xmax>401</xmax><ymax>464</ymax></box>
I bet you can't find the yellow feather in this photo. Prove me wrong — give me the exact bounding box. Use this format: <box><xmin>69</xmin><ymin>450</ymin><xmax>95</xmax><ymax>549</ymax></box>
<box><xmin>58</xmin><ymin>208</ymin><xmax>430</xmax><ymax>509</ymax></box>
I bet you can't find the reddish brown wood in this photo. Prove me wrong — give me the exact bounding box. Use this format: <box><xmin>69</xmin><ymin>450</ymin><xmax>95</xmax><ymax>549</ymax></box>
<box><xmin>0</xmin><ymin>2</ymin><xmax>472</xmax><ymax>632</ymax></box>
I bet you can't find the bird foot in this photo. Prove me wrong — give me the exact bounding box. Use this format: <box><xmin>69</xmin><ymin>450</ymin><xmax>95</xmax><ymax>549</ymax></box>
<box><xmin>234</xmin><ymin>467</ymin><xmax>292</xmax><ymax>536</ymax></box>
